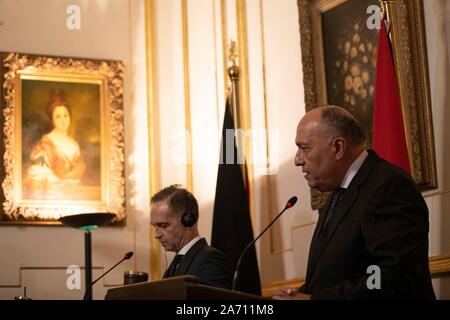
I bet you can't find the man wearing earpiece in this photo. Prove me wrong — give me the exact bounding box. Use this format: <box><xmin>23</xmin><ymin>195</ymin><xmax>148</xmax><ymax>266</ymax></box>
<box><xmin>150</xmin><ymin>185</ymin><xmax>233</xmax><ymax>289</ymax></box>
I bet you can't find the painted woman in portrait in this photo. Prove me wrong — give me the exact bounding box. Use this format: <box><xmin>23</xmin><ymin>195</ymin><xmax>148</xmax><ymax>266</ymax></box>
<box><xmin>24</xmin><ymin>90</ymin><xmax>86</xmax><ymax>197</ymax></box>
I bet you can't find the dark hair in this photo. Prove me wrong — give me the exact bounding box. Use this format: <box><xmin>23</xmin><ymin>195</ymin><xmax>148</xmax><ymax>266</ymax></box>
<box><xmin>151</xmin><ymin>184</ymin><xmax>199</xmax><ymax>219</ymax></box>
<box><xmin>321</xmin><ymin>107</ymin><xmax>366</xmax><ymax>145</ymax></box>
<box><xmin>46</xmin><ymin>90</ymin><xmax>72</xmax><ymax>122</ymax></box>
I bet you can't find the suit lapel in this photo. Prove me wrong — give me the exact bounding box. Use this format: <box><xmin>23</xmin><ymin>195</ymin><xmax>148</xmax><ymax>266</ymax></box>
<box><xmin>306</xmin><ymin>189</ymin><xmax>358</xmax><ymax>285</ymax></box>
<box><xmin>309</xmin><ymin>195</ymin><xmax>332</xmax><ymax>258</ymax></box>
<box><xmin>312</xmin><ymin>189</ymin><xmax>359</xmax><ymax>267</ymax></box>
<box><xmin>173</xmin><ymin>238</ymin><xmax>206</xmax><ymax>276</ymax></box>
<box><xmin>305</xmin><ymin>195</ymin><xmax>333</xmax><ymax>282</ymax></box>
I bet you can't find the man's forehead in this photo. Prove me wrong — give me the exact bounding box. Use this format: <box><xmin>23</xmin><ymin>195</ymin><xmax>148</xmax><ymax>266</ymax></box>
<box><xmin>297</xmin><ymin>119</ymin><xmax>331</xmax><ymax>144</ymax></box>
<box><xmin>151</xmin><ymin>201</ymin><xmax>175</xmax><ymax>216</ymax></box>
<box><xmin>298</xmin><ymin>118</ymin><xmax>321</xmax><ymax>135</ymax></box>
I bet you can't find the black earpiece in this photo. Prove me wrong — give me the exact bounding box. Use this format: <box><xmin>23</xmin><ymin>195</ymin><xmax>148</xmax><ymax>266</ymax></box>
<box><xmin>181</xmin><ymin>211</ymin><xmax>196</xmax><ymax>227</ymax></box>
<box><xmin>180</xmin><ymin>191</ymin><xmax>198</xmax><ymax>227</ymax></box>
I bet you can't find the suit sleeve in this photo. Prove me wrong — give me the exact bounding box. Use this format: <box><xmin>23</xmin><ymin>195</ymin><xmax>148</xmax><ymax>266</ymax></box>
<box><xmin>312</xmin><ymin>170</ymin><xmax>430</xmax><ymax>299</ymax></box>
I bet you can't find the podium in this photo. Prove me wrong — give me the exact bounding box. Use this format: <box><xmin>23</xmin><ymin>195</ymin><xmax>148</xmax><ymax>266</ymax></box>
<box><xmin>105</xmin><ymin>275</ymin><xmax>265</xmax><ymax>300</ymax></box>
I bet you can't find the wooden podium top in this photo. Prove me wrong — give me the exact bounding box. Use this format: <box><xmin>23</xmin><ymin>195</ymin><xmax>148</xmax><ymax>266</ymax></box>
<box><xmin>105</xmin><ymin>275</ymin><xmax>265</xmax><ymax>300</ymax></box>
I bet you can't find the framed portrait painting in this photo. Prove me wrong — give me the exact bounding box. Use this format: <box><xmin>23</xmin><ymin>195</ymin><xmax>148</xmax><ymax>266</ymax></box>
<box><xmin>0</xmin><ymin>52</ymin><xmax>125</xmax><ymax>224</ymax></box>
<box><xmin>298</xmin><ymin>0</ymin><xmax>437</xmax><ymax>209</ymax></box>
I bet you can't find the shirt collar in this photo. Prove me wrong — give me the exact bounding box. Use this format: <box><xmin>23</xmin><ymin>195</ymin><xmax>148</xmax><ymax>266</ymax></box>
<box><xmin>178</xmin><ymin>236</ymin><xmax>202</xmax><ymax>255</ymax></box>
<box><xmin>340</xmin><ymin>150</ymin><xmax>368</xmax><ymax>189</ymax></box>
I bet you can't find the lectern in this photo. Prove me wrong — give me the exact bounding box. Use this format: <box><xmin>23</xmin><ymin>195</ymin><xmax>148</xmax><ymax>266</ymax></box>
<box><xmin>105</xmin><ymin>275</ymin><xmax>265</xmax><ymax>300</ymax></box>
<box><xmin>59</xmin><ymin>213</ymin><xmax>115</xmax><ymax>300</ymax></box>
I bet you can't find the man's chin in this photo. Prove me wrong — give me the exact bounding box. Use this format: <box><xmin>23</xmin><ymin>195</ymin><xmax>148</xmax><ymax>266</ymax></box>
<box><xmin>307</xmin><ymin>182</ymin><xmax>327</xmax><ymax>192</ymax></box>
<box><xmin>306</xmin><ymin>180</ymin><xmax>317</xmax><ymax>189</ymax></box>
<box><xmin>160</xmin><ymin>243</ymin><xmax>172</xmax><ymax>251</ymax></box>
<box><xmin>313</xmin><ymin>185</ymin><xmax>334</xmax><ymax>193</ymax></box>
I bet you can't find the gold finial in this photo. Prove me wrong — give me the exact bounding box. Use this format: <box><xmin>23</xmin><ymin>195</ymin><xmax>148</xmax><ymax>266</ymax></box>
<box><xmin>228</xmin><ymin>40</ymin><xmax>238</xmax><ymax>67</ymax></box>
<box><xmin>379</xmin><ymin>0</ymin><xmax>386</xmax><ymax>19</ymax></box>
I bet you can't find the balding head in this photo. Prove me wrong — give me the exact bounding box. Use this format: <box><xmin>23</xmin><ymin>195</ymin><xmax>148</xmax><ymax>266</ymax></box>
<box><xmin>300</xmin><ymin>106</ymin><xmax>366</xmax><ymax>146</ymax></box>
<box><xmin>295</xmin><ymin>105</ymin><xmax>366</xmax><ymax>191</ymax></box>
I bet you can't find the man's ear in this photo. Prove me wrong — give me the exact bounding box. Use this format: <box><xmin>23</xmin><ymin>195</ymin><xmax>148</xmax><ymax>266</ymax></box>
<box><xmin>334</xmin><ymin>138</ymin><xmax>346</xmax><ymax>160</ymax></box>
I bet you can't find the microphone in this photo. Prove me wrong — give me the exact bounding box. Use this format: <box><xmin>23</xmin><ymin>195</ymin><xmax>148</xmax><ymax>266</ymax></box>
<box><xmin>231</xmin><ymin>196</ymin><xmax>297</xmax><ymax>291</ymax></box>
<box><xmin>83</xmin><ymin>251</ymin><xmax>133</xmax><ymax>300</ymax></box>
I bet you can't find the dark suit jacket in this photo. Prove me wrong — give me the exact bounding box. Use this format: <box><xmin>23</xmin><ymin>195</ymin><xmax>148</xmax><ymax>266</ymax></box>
<box><xmin>163</xmin><ymin>238</ymin><xmax>232</xmax><ymax>289</ymax></box>
<box><xmin>300</xmin><ymin>150</ymin><xmax>435</xmax><ymax>299</ymax></box>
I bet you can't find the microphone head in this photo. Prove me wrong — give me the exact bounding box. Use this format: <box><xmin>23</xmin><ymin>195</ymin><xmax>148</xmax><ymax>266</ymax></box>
<box><xmin>124</xmin><ymin>251</ymin><xmax>134</xmax><ymax>260</ymax></box>
<box><xmin>285</xmin><ymin>196</ymin><xmax>298</xmax><ymax>209</ymax></box>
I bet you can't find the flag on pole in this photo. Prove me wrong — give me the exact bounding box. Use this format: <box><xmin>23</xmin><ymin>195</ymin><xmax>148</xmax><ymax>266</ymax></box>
<box><xmin>372</xmin><ymin>19</ymin><xmax>411</xmax><ymax>174</ymax></box>
<box><xmin>211</xmin><ymin>97</ymin><xmax>261</xmax><ymax>295</ymax></box>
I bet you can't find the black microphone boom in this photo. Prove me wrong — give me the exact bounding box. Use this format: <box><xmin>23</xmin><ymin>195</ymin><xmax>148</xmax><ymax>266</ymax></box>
<box><xmin>83</xmin><ymin>251</ymin><xmax>133</xmax><ymax>300</ymax></box>
<box><xmin>231</xmin><ymin>196</ymin><xmax>298</xmax><ymax>291</ymax></box>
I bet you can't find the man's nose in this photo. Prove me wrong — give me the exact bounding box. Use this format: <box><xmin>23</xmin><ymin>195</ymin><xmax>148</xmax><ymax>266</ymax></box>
<box><xmin>295</xmin><ymin>155</ymin><xmax>304</xmax><ymax>166</ymax></box>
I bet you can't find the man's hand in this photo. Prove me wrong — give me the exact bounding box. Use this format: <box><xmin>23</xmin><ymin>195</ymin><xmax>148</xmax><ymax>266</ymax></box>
<box><xmin>272</xmin><ymin>287</ymin><xmax>311</xmax><ymax>300</ymax></box>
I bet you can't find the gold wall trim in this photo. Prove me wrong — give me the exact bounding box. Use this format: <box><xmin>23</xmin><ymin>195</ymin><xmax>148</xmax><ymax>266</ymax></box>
<box><xmin>220</xmin><ymin>0</ymin><xmax>228</xmax><ymax>122</ymax></box>
<box><xmin>236</xmin><ymin>0</ymin><xmax>255</xmax><ymax>224</ymax></box>
<box><xmin>144</xmin><ymin>0</ymin><xmax>161</xmax><ymax>280</ymax></box>
<box><xmin>212</xmin><ymin>0</ymin><xmax>221</xmax><ymax>129</ymax></box>
<box><xmin>261</xmin><ymin>254</ymin><xmax>450</xmax><ymax>297</ymax></box>
<box><xmin>292</xmin><ymin>221</ymin><xmax>317</xmax><ymax>230</ymax></box>
<box><xmin>128</xmin><ymin>0</ymin><xmax>136</xmax><ymax>272</ymax></box>
<box><xmin>423</xmin><ymin>189</ymin><xmax>450</xmax><ymax>198</ymax></box>
<box><xmin>271</xmin><ymin>248</ymin><xmax>293</xmax><ymax>255</ymax></box>
<box><xmin>182</xmin><ymin>0</ymin><xmax>193</xmax><ymax>192</ymax></box>
<box><xmin>257</xmin><ymin>0</ymin><xmax>277</xmax><ymax>254</ymax></box>
<box><xmin>429</xmin><ymin>253</ymin><xmax>450</xmax><ymax>277</ymax></box>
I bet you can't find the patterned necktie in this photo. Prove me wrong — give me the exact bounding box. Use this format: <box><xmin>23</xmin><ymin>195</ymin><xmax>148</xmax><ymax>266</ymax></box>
<box><xmin>165</xmin><ymin>254</ymin><xmax>183</xmax><ymax>277</ymax></box>
<box><xmin>322</xmin><ymin>187</ymin><xmax>346</xmax><ymax>231</ymax></box>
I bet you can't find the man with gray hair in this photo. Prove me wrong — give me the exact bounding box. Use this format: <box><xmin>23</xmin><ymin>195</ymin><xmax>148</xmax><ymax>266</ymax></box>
<box><xmin>274</xmin><ymin>105</ymin><xmax>435</xmax><ymax>299</ymax></box>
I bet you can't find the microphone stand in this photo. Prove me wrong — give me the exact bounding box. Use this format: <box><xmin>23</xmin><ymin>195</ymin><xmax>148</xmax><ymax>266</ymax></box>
<box><xmin>83</xmin><ymin>253</ymin><xmax>133</xmax><ymax>300</ymax></box>
<box><xmin>232</xmin><ymin>199</ymin><xmax>296</xmax><ymax>291</ymax></box>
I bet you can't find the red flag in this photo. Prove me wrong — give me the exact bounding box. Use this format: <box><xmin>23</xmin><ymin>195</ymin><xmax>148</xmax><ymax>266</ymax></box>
<box><xmin>372</xmin><ymin>20</ymin><xmax>411</xmax><ymax>174</ymax></box>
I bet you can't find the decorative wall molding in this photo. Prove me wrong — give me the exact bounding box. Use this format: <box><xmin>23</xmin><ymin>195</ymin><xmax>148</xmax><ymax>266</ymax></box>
<box><xmin>144</xmin><ymin>0</ymin><xmax>162</xmax><ymax>281</ymax></box>
<box><xmin>429</xmin><ymin>253</ymin><xmax>450</xmax><ymax>278</ymax></box>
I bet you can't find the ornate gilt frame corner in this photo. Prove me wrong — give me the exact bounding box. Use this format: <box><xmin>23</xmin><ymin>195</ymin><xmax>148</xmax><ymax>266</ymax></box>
<box><xmin>0</xmin><ymin>52</ymin><xmax>126</xmax><ymax>224</ymax></box>
<box><xmin>297</xmin><ymin>0</ymin><xmax>437</xmax><ymax>210</ymax></box>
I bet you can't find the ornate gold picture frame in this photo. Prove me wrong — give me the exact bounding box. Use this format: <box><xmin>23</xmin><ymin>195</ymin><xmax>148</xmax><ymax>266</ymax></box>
<box><xmin>0</xmin><ymin>52</ymin><xmax>125</xmax><ymax>224</ymax></box>
<box><xmin>298</xmin><ymin>0</ymin><xmax>437</xmax><ymax>209</ymax></box>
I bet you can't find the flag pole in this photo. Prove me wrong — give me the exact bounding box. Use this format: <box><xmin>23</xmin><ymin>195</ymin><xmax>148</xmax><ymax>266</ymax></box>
<box><xmin>379</xmin><ymin>0</ymin><xmax>387</xmax><ymax>21</ymax></box>
<box><xmin>227</xmin><ymin>40</ymin><xmax>247</xmax><ymax>186</ymax></box>
<box><xmin>379</xmin><ymin>1</ymin><xmax>395</xmax><ymax>40</ymax></box>
<box><xmin>227</xmin><ymin>40</ymin><xmax>240</xmax><ymax>130</ymax></box>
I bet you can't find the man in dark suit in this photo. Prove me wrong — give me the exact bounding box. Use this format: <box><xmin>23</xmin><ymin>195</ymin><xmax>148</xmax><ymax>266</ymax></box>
<box><xmin>274</xmin><ymin>105</ymin><xmax>435</xmax><ymax>299</ymax></box>
<box><xmin>150</xmin><ymin>185</ymin><xmax>232</xmax><ymax>289</ymax></box>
